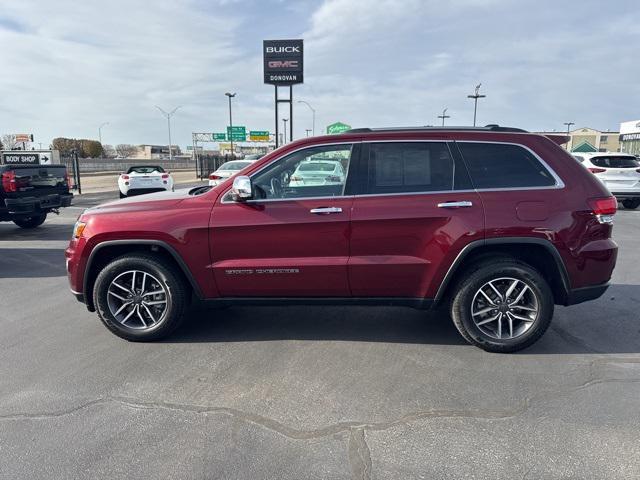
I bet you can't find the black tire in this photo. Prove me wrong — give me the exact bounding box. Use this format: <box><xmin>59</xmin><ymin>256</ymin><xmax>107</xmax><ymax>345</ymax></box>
<box><xmin>119</xmin><ymin>191</ymin><xmax>126</xmax><ymax>199</ymax></box>
<box><xmin>622</xmin><ymin>199</ymin><xmax>640</xmax><ymax>210</ymax></box>
<box><xmin>13</xmin><ymin>213</ymin><xmax>47</xmax><ymax>229</ymax></box>
<box><xmin>450</xmin><ymin>258</ymin><xmax>554</xmax><ymax>353</ymax></box>
<box><xmin>93</xmin><ymin>254</ymin><xmax>189</xmax><ymax>341</ymax></box>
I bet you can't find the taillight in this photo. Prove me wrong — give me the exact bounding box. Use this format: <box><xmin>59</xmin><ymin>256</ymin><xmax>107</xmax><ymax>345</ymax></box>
<box><xmin>161</xmin><ymin>174</ymin><xmax>169</xmax><ymax>179</ymax></box>
<box><xmin>64</xmin><ymin>171</ymin><xmax>70</xmax><ymax>186</ymax></box>
<box><xmin>588</xmin><ymin>196</ymin><xmax>617</xmax><ymax>224</ymax></box>
<box><xmin>209</xmin><ymin>174</ymin><xmax>221</xmax><ymax>180</ymax></box>
<box><xmin>588</xmin><ymin>167</ymin><xmax>606</xmax><ymax>174</ymax></box>
<box><xmin>1</xmin><ymin>171</ymin><xmax>17</xmax><ymax>193</ymax></box>
<box><xmin>121</xmin><ymin>174</ymin><xmax>130</xmax><ymax>180</ymax></box>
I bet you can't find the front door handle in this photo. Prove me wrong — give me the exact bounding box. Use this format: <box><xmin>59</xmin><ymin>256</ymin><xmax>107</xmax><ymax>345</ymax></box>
<box><xmin>310</xmin><ymin>207</ymin><xmax>343</xmax><ymax>214</ymax></box>
<box><xmin>437</xmin><ymin>201</ymin><xmax>473</xmax><ymax>208</ymax></box>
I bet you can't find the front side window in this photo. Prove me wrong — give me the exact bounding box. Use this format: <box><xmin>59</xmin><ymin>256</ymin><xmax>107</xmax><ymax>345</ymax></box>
<box><xmin>458</xmin><ymin>142</ymin><xmax>557</xmax><ymax>189</ymax></box>
<box><xmin>251</xmin><ymin>144</ymin><xmax>352</xmax><ymax>200</ymax></box>
<box><xmin>365</xmin><ymin>142</ymin><xmax>455</xmax><ymax>194</ymax></box>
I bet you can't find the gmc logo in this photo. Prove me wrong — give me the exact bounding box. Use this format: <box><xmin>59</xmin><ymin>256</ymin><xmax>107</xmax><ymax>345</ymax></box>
<box><xmin>266</xmin><ymin>46</ymin><xmax>300</xmax><ymax>53</ymax></box>
<box><xmin>268</xmin><ymin>60</ymin><xmax>299</xmax><ymax>68</ymax></box>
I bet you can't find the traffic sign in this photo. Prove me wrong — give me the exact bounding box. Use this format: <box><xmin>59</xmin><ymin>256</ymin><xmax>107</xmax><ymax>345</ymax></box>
<box><xmin>326</xmin><ymin>122</ymin><xmax>351</xmax><ymax>134</ymax></box>
<box><xmin>212</xmin><ymin>133</ymin><xmax>227</xmax><ymax>141</ymax></box>
<box><xmin>249</xmin><ymin>130</ymin><xmax>270</xmax><ymax>141</ymax></box>
<box><xmin>226</xmin><ymin>126</ymin><xmax>246</xmax><ymax>141</ymax></box>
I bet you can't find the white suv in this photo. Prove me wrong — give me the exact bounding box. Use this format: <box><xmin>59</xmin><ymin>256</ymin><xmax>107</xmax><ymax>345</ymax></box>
<box><xmin>574</xmin><ymin>153</ymin><xmax>640</xmax><ymax>209</ymax></box>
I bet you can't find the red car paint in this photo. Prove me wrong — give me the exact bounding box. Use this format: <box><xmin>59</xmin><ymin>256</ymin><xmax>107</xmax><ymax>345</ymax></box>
<box><xmin>66</xmin><ymin>129</ymin><xmax>617</xmax><ymax>310</ymax></box>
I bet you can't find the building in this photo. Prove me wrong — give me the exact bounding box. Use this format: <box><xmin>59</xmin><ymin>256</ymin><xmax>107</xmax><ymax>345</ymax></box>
<box><xmin>619</xmin><ymin>120</ymin><xmax>640</xmax><ymax>156</ymax></box>
<box><xmin>134</xmin><ymin>145</ymin><xmax>182</xmax><ymax>160</ymax></box>
<box><xmin>565</xmin><ymin>127</ymin><xmax>620</xmax><ymax>153</ymax></box>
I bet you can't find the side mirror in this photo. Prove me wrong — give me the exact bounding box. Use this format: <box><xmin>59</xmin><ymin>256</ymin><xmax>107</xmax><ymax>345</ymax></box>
<box><xmin>231</xmin><ymin>175</ymin><xmax>252</xmax><ymax>201</ymax></box>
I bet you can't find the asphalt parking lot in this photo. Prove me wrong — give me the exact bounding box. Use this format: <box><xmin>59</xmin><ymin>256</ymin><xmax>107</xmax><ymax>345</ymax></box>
<box><xmin>0</xmin><ymin>191</ymin><xmax>639</xmax><ymax>479</ymax></box>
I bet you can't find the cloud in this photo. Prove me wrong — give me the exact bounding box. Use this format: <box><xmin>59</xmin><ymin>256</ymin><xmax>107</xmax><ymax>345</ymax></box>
<box><xmin>0</xmin><ymin>0</ymin><xmax>638</xmax><ymax>148</ymax></box>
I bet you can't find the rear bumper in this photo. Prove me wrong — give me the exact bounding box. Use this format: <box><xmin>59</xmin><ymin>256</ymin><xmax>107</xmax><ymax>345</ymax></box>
<box><xmin>610</xmin><ymin>192</ymin><xmax>640</xmax><ymax>199</ymax></box>
<box><xmin>4</xmin><ymin>193</ymin><xmax>73</xmax><ymax>214</ymax></box>
<box><xmin>565</xmin><ymin>282</ymin><xmax>610</xmax><ymax>305</ymax></box>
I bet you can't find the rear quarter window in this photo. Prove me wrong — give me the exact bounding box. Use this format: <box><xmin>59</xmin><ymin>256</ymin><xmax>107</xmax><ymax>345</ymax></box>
<box><xmin>458</xmin><ymin>142</ymin><xmax>557</xmax><ymax>189</ymax></box>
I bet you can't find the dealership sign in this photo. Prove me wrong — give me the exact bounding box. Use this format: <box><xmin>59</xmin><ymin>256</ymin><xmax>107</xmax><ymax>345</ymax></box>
<box><xmin>263</xmin><ymin>39</ymin><xmax>304</xmax><ymax>85</ymax></box>
<box><xmin>326</xmin><ymin>122</ymin><xmax>352</xmax><ymax>134</ymax></box>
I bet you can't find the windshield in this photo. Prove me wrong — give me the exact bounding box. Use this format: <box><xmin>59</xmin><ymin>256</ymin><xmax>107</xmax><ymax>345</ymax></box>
<box><xmin>127</xmin><ymin>166</ymin><xmax>165</xmax><ymax>174</ymax></box>
<box><xmin>219</xmin><ymin>161</ymin><xmax>251</xmax><ymax>171</ymax></box>
<box><xmin>591</xmin><ymin>156</ymin><xmax>640</xmax><ymax>168</ymax></box>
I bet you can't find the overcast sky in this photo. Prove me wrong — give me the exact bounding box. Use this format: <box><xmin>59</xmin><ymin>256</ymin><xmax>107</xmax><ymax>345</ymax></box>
<box><xmin>0</xmin><ymin>0</ymin><xmax>638</xmax><ymax>148</ymax></box>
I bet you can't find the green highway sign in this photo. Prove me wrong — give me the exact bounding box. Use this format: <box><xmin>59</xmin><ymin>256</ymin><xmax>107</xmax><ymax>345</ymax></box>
<box><xmin>326</xmin><ymin>122</ymin><xmax>351</xmax><ymax>134</ymax></box>
<box><xmin>249</xmin><ymin>130</ymin><xmax>270</xmax><ymax>141</ymax></box>
<box><xmin>212</xmin><ymin>133</ymin><xmax>227</xmax><ymax>141</ymax></box>
<box><xmin>226</xmin><ymin>126</ymin><xmax>247</xmax><ymax>141</ymax></box>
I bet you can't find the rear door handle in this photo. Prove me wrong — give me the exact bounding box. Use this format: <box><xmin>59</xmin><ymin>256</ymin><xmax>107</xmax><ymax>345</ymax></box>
<box><xmin>437</xmin><ymin>201</ymin><xmax>473</xmax><ymax>208</ymax></box>
<box><xmin>310</xmin><ymin>207</ymin><xmax>343</xmax><ymax>214</ymax></box>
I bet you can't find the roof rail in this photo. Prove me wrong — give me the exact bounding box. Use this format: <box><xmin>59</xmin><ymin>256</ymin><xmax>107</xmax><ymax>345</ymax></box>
<box><xmin>342</xmin><ymin>125</ymin><xmax>528</xmax><ymax>134</ymax></box>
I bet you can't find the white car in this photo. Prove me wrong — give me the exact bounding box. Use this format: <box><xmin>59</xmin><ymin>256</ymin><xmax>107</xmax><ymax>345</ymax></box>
<box><xmin>118</xmin><ymin>165</ymin><xmax>174</xmax><ymax>198</ymax></box>
<box><xmin>208</xmin><ymin>160</ymin><xmax>255</xmax><ymax>186</ymax></box>
<box><xmin>574</xmin><ymin>153</ymin><xmax>640</xmax><ymax>209</ymax></box>
<box><xmin>289</xmin><ymin>159</ymin><xmax>345</xmax><ymax>187</ymax></box>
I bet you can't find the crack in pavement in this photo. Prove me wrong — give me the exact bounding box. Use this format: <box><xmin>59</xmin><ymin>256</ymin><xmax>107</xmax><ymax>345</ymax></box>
<box><xmin>348</xmin><ymin>427</ymin><xmax>372</xmax><ymax>480</ymax></box>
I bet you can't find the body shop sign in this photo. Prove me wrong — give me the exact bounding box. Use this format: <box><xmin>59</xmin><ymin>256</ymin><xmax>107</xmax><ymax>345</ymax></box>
<box><xmin>263</xmin><ymin>39</ymin><xmax>303</xmax><ymax>85</ymax></box>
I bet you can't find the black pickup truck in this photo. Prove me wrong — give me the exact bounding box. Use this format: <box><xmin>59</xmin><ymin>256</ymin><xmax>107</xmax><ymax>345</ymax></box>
<box><xmin>0</xmin><ymin>164</ymin><xmax>73</xmax><ymax>228</ymax></box>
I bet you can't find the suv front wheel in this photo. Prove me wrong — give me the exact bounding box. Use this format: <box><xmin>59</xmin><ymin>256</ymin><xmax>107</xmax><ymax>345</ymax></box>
<box><xmin>93</xmin><ymin>254</ymin><xmax>189</xmax><ymax>341</ymax></box>
<box><xmin>450</xmin><ymin>259</ymin><xmax>554</xmax><ymax>353</ymax></box>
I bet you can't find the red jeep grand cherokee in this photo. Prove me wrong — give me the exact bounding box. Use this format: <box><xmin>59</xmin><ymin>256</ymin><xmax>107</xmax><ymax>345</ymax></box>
<box><xmin>65</xmin><ymin>126</ymin><xmax>618</xmax><ymax>352</ymax></box>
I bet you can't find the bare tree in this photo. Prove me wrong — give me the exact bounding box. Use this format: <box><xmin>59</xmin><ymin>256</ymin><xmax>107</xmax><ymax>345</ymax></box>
<box><xmin>115</xmin><ymin>144</ymin><xmax>138</xmax><ymax>158</ymax></box>
<box><xmin>102</xmin><ymin>144</ymin><xmax>117</xmax><ymax>158</ymax></box>
<box><xmin>1</xmin><ymin>134</ymin><xmax>17</xmax><ymax>150</ymax></box>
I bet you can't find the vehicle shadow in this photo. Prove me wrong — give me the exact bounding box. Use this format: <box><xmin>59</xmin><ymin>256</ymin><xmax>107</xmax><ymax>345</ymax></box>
<box><xmin>167</xmin><ymin>284</ymin><xmax>640</xmax><ymax>354</ymax></box>
<box><xmin>0</xmin><ymin>248</ymin><xmax>66</xmax><ymax>278</ymax></box>
<box><xmin>0</xmin><ymin>223</ymin><xmax>74</xmax><ymax>241</ymax></box>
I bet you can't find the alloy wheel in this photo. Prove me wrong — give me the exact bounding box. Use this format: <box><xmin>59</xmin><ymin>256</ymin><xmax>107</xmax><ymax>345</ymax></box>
<box><xmin>106</xmin><ymin>270</ymin><xmax>169</xmax><ymax>330</ymax></box>
<box><xmin>470</xmin><ymin>277</ymin><xmax>539</xmax><ymax>340</ymax></box>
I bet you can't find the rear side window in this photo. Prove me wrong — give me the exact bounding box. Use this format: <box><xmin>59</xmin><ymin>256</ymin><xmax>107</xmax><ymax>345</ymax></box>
<box><xmin>458</xmin><ymin>142</ymin><xmax>557</xmax><ymax>189</ymax></box>
<box><xmin>590</xmin><ymin>156</ymin><xmax>639</xmax><ymax>168</ymax></box>
<box><xmin>366</xmin><ymin>142</ymin><xmax>456</xmax><ymax>194</ymax></box>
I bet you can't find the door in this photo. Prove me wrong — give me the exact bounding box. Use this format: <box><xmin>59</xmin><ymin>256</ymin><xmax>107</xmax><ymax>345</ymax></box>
<box><xmin>210</xmin><ymin>143</ymin><xmax>358</xmax><ymax>297</ymax></box>
<box><xmin>349</xmin><ymin>141</ymin><xmax>484</xmax><ymax>299</ymax></box>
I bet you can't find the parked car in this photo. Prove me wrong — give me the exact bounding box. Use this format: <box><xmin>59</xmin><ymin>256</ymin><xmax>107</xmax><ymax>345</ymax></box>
<box><xmin>208</xmin><ymin>160</ymin><xmax>255</xmax><ymax>186</ymax></box>
<box><xmin>118</xmin><ymin>166</ymin><xmax>173</xmax><ymax>198</ymax></box>
<box><xmin>1</xmin><ymin>164</ymin><xmax>72</xmax><ymax>228</ymax></box>
<box><xmin>288</xmin><ymin>159</ymin><xmax>346</xmax><ymax>187</ymax></box>
<box><xmin>66</xmin><ymin>125</ymin><xmax>617</xmax><ymax>352</ymax></box>
<box><xmin>574</xmin><ymin>153</ymin><xmax>640</xmax><ymax>209</ymax></box>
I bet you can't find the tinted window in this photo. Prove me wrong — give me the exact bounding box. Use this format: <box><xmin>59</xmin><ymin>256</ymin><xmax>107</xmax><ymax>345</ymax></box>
<box><xmin>590</xmin><ymin>156</ymin><xmax>639</xmax><ymax>168</ymax></box>
<box><xmin>458</xmin><ymin>143</ymin><xmax>556</xmax><ymax>189</ymax></box>
<box><xmin>127</xmin><ymin>166</ymin><xmax>165</xmax><ymax>174</ymax></box>
<box><xmin>366</xmin><ymin>142</ymin><xmax>454</xmax><ymax>194</ymax></box>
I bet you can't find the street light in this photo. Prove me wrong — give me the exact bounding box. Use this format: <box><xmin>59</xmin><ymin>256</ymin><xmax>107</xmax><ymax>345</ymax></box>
<box><xmin>467</xmin><ymin>83</ymin><xmax>486</xmax><ymax>127</ymax></box>
<box><xmin>225</xmin><ymin>92</ymin><xmax>236</xmax><ymax>156</ymax></box>
<box><xmin>305</xmin><ymin>129</ymin><xmax>312</xmax><ymax>137</ymax></box>
<box><xmin>155</xmin><ymin>105</ymin><xmax>182</xmax><ymax>161</ymax></box>
<box><xmin>98</xmin><ymin>122</ymin><xmax>109</xmax><ymax>145</ymax></box>
<box><xmin>437</xmin><ymin>108</ymin><xmax>450</xmax><ymax>127</ymax></box>
<box><xmin>564</xmin><ymin>122</ymin><xmax>575</xmax><ymax>151</ymax></box>
<box><xmin>282</xmin><ymin>118</ymin><xmax>289</xmax><ymax>144</ymax></box>
<box><xmin>297</xmin><ymin>100</ymin><xmax>316</xmax><ymax>136</ymax></box>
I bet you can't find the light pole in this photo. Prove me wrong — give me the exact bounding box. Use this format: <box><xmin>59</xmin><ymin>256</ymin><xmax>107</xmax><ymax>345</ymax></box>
<box><xmin>467</xmin><ymin>83</ymin><xmax>486</xmax><ymax>127</ymax></box>
<box><xmin>564</xmin><ymin>122</ymin><xmax>575</xmax><ymax>151</ymax></box>
<box><xmin>437</xmin><ymin>108</ymin><xmax>450</xmax><ymax>127</ymax></box>
<box><xmin>305</xmin><ymin>129</ymin><xmax>312</xmax><ymax>137</ymax></box>
<box><xmin>225</xmin><ymin>92</ymin><xmax>236</xmax><ymax>156</ymax></box>
<box><xmin>155</xmin><ymin>106</ymin><xmax>181</xmax><ymax>160</ymax></box>
<box><xmin>282</xmin><ymin>118</ymin><xmax>288</xmax><ymax>144</ymax></box>
<box><xmin>297</xmin><ymin>100</ymin><xmax>316</xmax><ymax>136</ymax></box>
<box><xmin>98</xmin><ymin>122</ymin><xmax>109</xmax><ymax>145</ymax></box>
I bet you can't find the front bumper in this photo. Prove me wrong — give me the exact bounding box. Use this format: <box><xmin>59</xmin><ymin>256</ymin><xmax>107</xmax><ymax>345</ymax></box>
<box><xmin>5</xmin><ymin>193</ymin><xmax>73</xmax><ymax>215</ymax></box>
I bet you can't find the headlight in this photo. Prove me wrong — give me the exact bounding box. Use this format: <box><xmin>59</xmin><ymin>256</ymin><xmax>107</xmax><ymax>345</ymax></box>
<box><xmin>72</xmin><ymin>220</ymin><xmax>87</xmax><ymax>239</ymax></box>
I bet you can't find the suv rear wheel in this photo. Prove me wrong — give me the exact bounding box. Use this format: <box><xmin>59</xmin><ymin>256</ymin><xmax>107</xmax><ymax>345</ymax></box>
<box><xmin>93</xmin><ymin>254</ymin><xmax>189</xmax><ymax>341</ymax></box>
<box><xmin>622</xmin><ymin>199</ymin><xmax>640</xmax><ymax>210</ymax></box>
<box><xmin>450</xmin><ymin>259</ymin><xmax>554</xmax><ymax>353</ymax></box>
<box><xmin>13</xmin><ymin>213</ymin><xmax>47</xmax><ymax>229</ymax></box>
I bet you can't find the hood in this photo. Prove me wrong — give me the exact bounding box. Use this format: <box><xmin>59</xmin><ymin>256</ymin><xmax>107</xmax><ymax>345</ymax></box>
<box><xmin>85</xmin><ymin>188</ymin><xmax>197</xmax><ymax>215</ymax></box>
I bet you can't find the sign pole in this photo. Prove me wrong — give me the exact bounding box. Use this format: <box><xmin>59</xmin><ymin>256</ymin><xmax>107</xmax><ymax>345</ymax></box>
<box><xmin>274</xmin><ymin>86</ymin><xmax>279</xmax><ymax>148</ymax></box>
